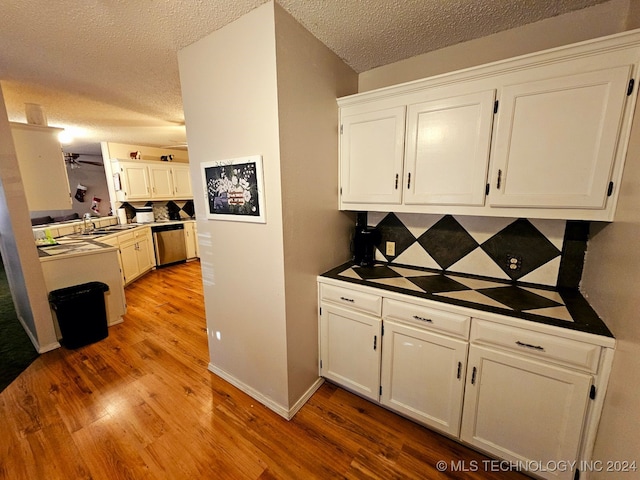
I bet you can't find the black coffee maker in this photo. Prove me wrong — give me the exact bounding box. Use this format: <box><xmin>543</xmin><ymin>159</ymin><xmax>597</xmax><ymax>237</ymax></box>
<box><xmin>353</xmin><ymin>213</ymin><xmax>380</xmax><ymax>267</ymax></box>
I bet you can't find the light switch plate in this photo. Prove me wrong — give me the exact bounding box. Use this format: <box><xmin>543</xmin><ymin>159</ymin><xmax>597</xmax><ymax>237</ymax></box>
<box><xmin>386</xmin><ymin>241</ymin><xmax>396</xmax><ymax>256</ymax></box>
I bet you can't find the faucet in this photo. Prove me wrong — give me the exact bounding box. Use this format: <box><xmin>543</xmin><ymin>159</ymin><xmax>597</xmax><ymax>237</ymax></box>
<box><xmin>82</xmin><ymin>213</ymin><xmax>95</xmax><ymax>233</ymax></box>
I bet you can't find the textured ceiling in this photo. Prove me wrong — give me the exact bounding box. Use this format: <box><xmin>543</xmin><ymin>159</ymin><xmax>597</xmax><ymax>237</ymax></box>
<box><xmin>0</xmin><ymin>0</ymin><xmax>611</xmax><ymax>154</ymax></box>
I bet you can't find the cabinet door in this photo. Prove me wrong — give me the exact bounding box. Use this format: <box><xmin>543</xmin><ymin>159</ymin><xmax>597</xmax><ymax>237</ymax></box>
<box><xmin>136</xmin><ymin>237</ymin><xmax>155</xmax><ymax>274</ymax></box>
<box><xmin>119</xmin><ymin>241</ymin><xmax>140</xmax><ymax>285</ymax></box>
<box><xmin>172</xmin><ymin>165</ymin><xmax>193</xmax><ymax>198</ymax></box>
<box><xmin>120</xmin><ymin>163</ymin><xmax>151</xmax><ymax>200</ymax></box>
<box><xmin>148</xmin><ymin>165</ymin><xmax>174</xmax><ymax>198</ymax></box>
<box><xmin>11</xmin><ymin>124</ymin><xmax>72</xmax><ymax>211</ymax></box>
<box><xmin>380</xmin><ymin>320</ymin><xmax>468</xmax><ymax>436</ymax></box>
<box><xmin>184</xmin><ymin>222</ymin><xmax>198</xmax><ymax>259</ymax></box>
<box><xmin>340</xmin><ymin>106</ymin><xmax>406</xmax><ymax>205</ymax></box>
<box><xmin>489</xmin><ymin>65</ymin><xmax>632</xmax><ymax>209</ymax></box>
<box><xmin>320</xmin><ymin>303</ymin><xmax>382</xmax><ymax>401</ymax></box>
<box><xmin>461</xmin><ymin>345</ymin><xmax>592</xmax><ymax>480</ymax></box>
<box><xmin>404</xmin><ymin>90</ymin><xmax>495</xmax><ymax>206</ymax></box>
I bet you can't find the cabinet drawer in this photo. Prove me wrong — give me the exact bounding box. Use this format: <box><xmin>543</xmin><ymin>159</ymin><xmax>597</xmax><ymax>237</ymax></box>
<box><xmin>99</xmin><ymin>236</ymin><xmax>119</xmax><ymax>247</ymax></box>
<box><xmin>471</xmin><ymin>319</ymin><xmax>601</xmax><ymax>373</ymax></box>
<box><xmin>321</xmin><ymin>284</ymin><xmax>382</xmax><ymax>316</ymax></box>
<box><xmin>134</xmin><ymin>228</ymin><xmax>148</xmax><ymax>238</ymax></box>
<box><xmin>116</xmin><ymin>231</ymin><xmax>135</xmax><ymax>243</ymax></box>
<box><xmin>383</xmin><ymin>299</ymin><xmax>470</xmax><ymax>339</ymax></box>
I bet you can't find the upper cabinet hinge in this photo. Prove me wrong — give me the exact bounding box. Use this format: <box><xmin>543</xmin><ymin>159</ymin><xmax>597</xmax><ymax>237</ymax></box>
<box><xmin>590</xmin><ymin>385</ymin><xmax>597</xmax><ymax>400</ymax></box>
<box><xmin>494</xmin><ymin>100</ymin><xmax>499</xmax><ymax>114</ymax></box>
<box><xmin>607</xmin><ymin>182</ymin><xmax>614</xmax><ymax>197</ymax></box>
<box><xmin>627</xmin><ymin>78</ymin><xmax>635</xmax><ymax>96</ymax></box>
<box><xmin>340</xmin><ymin>124</ymin><xmax>343</xmax><ymax>134</ymax></box>
<box><xmin>340</xmin><ymin>187</ymin><xmax>343</xmax><ymax>196</ymax></box>
<box><xmin>485</xmin><ymin>183</ymin><xmax>490</xmax><ymax>195</ymax></box>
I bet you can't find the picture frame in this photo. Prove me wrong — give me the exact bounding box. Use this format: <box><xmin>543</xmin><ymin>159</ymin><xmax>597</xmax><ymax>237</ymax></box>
<box><xmin>201</xmin><ymin>155</ymin><xmax>266</xmax><ymax>223</ymax></box>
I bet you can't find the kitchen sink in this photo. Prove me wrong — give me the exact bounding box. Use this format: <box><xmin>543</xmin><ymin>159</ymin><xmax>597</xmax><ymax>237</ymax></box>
<box><xmin>81</xmin><ymin>224</ymin><xmax>139</xmax><ymax>235</ymax></box>
<box><xmin>103</xmin><ymin>224</ymin><xmax>140</xmax><ymax>231</ymax></box>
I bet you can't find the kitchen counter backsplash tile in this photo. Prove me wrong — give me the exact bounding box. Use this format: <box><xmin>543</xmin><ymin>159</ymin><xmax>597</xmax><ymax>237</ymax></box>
<box><xmin>119</xmin><ymin>200</ymin><xmax>195</xmax><ymax>223</ymax></box>
<box><xmin>367</xmin><ymin>212</ymin><xmax>587</xmax><ymax>288</ymax></box>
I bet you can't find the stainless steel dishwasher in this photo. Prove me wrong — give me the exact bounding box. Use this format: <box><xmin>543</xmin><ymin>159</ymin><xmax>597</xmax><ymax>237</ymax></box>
<box><xmin>152</xmin><ymin>223</ymin><xmax>187</xmax><ymax>267</ymax></box>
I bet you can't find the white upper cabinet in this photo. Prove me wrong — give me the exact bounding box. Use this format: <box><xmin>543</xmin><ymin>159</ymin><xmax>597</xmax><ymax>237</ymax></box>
<box><xmin>404</xmin><ymin>89</ymin><xmax>495</xmax><ymax>206</ymax></box>
<box><xmin>148</xmin><ymin>164</ymin><xmax>175</xmax><ymax>198</ymax></box>
<box><xmin>337</xmin><ymin>30</ymin><xmax>640</xmax><ymax>221</ymax></box>
<box><xmin>340</xmin><ymin>106</ymin><xmax>406</xmax><ymax>204</ymax></box>
<box><xmin>172</xmin><ymin>164</ymin><xmax>193</xmax><ymax>198</ymax></box>
<box><xmin>112</xmin><ymin>160</ymin><xmax>193</xmax><ymax>201</ymax></box>
<box><xmin>489</xmin><ymin>65</ymin><xmax>631</xmax><ymax>209</ymax></box>
<box><xmin>11</xmin><ymin>123</ymin><xmax>72</xmax><ymax>211</ymax></box>
<box><xmin>118</xmin><ymin>162</ymin><xmax>151</xmax><ymax>200</ymax></box>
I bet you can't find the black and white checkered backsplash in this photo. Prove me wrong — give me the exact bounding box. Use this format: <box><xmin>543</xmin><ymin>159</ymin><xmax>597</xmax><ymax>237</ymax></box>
<box><xmin>367</xmin><ymin>212</ymin><xmax>587</xmax><ymax>288</ymax></box>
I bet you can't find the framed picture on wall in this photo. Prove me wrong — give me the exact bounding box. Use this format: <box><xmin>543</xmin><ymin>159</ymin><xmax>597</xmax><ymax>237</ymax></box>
<box><xmin>202</xmin><ymin>155</ymin><xmax>266</xmax><ymax>223</ymax></box>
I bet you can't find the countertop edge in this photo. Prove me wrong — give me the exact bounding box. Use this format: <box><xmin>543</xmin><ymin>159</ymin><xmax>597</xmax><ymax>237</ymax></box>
<box><xmin>318</xmin><ymin>262</ymin><xmax>615</xmax><ymax>349</ymax></box>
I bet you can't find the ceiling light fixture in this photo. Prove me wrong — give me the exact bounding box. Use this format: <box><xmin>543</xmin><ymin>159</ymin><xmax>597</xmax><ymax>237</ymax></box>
<box><xmin>58</xmin><ymin>130</ymin><xmax>74</xmax><ymax>144</ymax></box>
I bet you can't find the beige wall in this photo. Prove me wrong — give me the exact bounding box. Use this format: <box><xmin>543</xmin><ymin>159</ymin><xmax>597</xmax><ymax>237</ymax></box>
<box><xmin>179</xmin><ymin>1</ymin><xmax>357</xmax><ymax>414</ymax></box>
<box><xmin>359</xmin><ymin>0</ymin><xmax>630</xmax><ymax>92</ymax></box>
<box><xmin>0</xmin><ymin>87</ymin><xmax>58</xmax><ymax>352</ymax></box>
<box><xmin>273</xmin><ymin>3</ymin><xmax>357</xmax><ymax>405</ymax></box>
<box><xmin>179</xmin><ymin>3</ymin><xmax>290</xmax><ymax>408</ymax></box>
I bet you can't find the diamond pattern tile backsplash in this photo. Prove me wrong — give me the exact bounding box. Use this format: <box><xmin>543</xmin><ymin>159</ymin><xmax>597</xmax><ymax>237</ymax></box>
<box><xmin>368</xmin><ymin>212</ymin><xmax>586</xmax><ymax>288</ymax></box>
<box><xmin>119</xmin><ymin>200</ymin><xmax>195</xmax><ymax>223</ymax></box>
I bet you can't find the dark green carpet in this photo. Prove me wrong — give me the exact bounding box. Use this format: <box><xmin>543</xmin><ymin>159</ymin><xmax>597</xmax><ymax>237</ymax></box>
<box><xmin>0</xmin><ymin>258</ymin><xmax>39</xmax><ymax>392</ymax></box>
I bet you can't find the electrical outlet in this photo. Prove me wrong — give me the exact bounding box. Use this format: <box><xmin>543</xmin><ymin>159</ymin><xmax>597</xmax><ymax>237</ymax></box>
<box><xmin>506</xmin><ymin>254</ymin><xmax>522</xmax><ymax>271</ymax></box>
<box><xmin>386</xmin><ymin>241</ymin><xmax>396</xmax><ymax>257</ymax></box>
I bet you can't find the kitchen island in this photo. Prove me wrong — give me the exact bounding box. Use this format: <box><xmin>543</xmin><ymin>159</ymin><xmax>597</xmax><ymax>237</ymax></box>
<box><xmin>39</xmin><ymin>237</ymin><xmax>127</xmax><ymax>332</ymax></box>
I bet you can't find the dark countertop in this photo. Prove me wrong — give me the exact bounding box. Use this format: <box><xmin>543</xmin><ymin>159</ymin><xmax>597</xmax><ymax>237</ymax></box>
<box><xmin>320</xmin><ymin>261</ymin><xmax>613</xmax><ymax>339</ymax></box>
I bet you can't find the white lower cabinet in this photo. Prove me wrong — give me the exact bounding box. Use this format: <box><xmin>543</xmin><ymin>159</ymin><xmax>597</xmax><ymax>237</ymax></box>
<box><xmin>460</xmin><ymin>345</ymin><xmax>591</xmax><ymax>480</ymax></box>
<box><xmin>119</xmin><ymin>229</ymin><xmax>153</xmax><ymax>285</ymax></box>
<box><xmin>100</xmin><ymin>227</ymin><xmax>154</xmax><ymax>286</ymax></box>
<box><xmin>320</xmin><ymin>303</ymin><xmax>382</xmax><ymax>401</ymax></box>
<box><xmin>318</xmin><ymin>280</ymin><xmax>613</xmax><ymax>480</ymax></box>
<box><xmin>184</xmin><ymin>221</ymin><xmax>198</xmax><ymax>259</ymax></box>
<box><xmin>380</xmin><ymin>319</ymin><xmax>468</xmax><ymax>436</ymax></box>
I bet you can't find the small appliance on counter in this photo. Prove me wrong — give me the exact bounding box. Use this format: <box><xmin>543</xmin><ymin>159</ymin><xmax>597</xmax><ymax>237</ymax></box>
<box><xmin>135</xmin><ymin>207</ymin><xmax>154</xmax><ymax>223</ymax></box>
<box><xmin>352</xmin><ymin>215</ymin><xmax>380</xmax><ymax>267</ymax></box>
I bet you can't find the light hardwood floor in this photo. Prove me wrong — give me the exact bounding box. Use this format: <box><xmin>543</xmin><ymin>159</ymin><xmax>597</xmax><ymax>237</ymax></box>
<box><xmin>0</xmin><ymin>261</ymin><xmax>528</xmax><ymax>479</ymax></box>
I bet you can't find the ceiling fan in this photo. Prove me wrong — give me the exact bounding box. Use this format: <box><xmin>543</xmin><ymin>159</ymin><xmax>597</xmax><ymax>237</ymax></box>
<box><xmin>63</xmin><ymin>152</ymin><xmax>104</xmax><ymax>169</ymax></box>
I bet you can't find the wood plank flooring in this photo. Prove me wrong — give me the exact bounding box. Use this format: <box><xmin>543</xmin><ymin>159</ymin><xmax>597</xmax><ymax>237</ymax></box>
<box><xmin>0</xmin><ymin>261</ymin><xmax>529</xmax><ymax>479</ymax></box>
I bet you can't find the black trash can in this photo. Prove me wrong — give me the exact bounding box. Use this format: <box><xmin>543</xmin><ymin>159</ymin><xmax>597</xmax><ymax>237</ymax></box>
<box><xmin>48</xmin><ymin>282</ymin><xmax>109</xmax><ymax>349</ymax></box>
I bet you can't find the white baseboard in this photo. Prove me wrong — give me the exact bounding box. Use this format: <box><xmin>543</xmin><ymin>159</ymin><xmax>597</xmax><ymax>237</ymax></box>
<box><xmin>208</xmin><ymin>363</ymin><xmax>324</xmax><ymax>420</ymax></box>
<box><xmin>17</xmin><ymin>314</ymin><xmax>60</xmax><ymax>353</ymax></box>
<box><xmin>288</xmin><ymin>377</ymin><xmax>324</xmax><ymax>418</ymax></box>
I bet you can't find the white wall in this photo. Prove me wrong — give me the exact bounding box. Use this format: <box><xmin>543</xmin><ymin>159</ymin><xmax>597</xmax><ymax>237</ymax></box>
<box><xmin>179</xmin><ymin>3</ymin><xmax>290</xmax><ymax>409</ymax></box>
<box><xmin>0</xmin><ymin>86</ymin><xmax>59</xmax><ymax>352</ymax></box>
<box><xmin>273</xmin><ymin>3</ymin><xmax>357</xmax><ymax>405</ymax></box>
